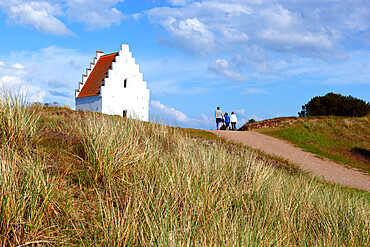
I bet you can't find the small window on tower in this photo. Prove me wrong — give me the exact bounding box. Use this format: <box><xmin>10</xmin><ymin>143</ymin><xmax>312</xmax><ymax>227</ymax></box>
<box><xmin>124</xmin><ymin>78</ymin><xmax>127</xmax><ymax>88</ymax></box>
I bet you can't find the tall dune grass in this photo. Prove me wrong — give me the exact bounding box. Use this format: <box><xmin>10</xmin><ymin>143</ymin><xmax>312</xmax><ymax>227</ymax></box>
<box><xmin>0</xmin><ymin>91</ymin><xmax>66</xmax><ymax>245</ymax></box>
<box><xmin>74</xmin><ymin>113</ymin><xmax>369</xmax><ymax>246</ymax></box>
<box><xmin>0</xmin><ymin>147</ymin><xmax>67</xmax><ymax>246</ymax></box>
<box><xmin>74</xmin><ymin>113</ymin><xmax>151</xmax><ymax>186</ymax></box>
<box><xmin>0</xmin><ymin>90</ymin><xmax>368</xmax><ymax>245</ymax></box>
<box><xmin>0</xmin><ymin>89</ymin><xmax>40</xmax><ymax>149</ymax></box>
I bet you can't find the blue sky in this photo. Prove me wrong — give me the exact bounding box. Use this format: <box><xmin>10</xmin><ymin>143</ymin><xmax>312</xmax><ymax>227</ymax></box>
<box><xmin>0</xmin><ymin>0</ymin><xmax>369</xmax><ymax>129</ymax></box>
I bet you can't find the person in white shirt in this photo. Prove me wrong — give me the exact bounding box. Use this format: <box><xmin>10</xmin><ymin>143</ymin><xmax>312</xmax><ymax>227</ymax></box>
<box><xmin>230</xmin><ymin>112</ymin><xmax>237</xmax><ymax>130</ymax></box>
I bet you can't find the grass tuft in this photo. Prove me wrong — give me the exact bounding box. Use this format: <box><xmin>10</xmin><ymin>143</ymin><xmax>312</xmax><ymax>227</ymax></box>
<box><xmin>0</xmin><ymin>89</ymin><xmax>40</xmax><ymax>149</ymax></box>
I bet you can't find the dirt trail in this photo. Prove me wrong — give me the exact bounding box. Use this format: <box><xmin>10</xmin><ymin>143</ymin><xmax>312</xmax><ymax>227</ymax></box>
<box><xmin>208</xmin><ymin>130</ymin><xmax>370</xmax><ymax>191</ymax></box>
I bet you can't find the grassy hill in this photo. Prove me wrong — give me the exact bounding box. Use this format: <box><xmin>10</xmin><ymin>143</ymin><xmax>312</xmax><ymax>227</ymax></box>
<box><xmin>0</xmin><ymin>92</ymin><xmax>369</xmax><ymax>246</ymax></box>
<box><xmin>252</xmin><ymin>116</ymin><xmax>370</xmax><ymax>174</ymax></box>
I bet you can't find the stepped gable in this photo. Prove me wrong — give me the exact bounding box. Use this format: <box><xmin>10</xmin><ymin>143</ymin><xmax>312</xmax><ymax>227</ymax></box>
<box><xmin>77</xmin><ymin>52</ymin><xmax>118</xmax><ymax>98</ymax></box>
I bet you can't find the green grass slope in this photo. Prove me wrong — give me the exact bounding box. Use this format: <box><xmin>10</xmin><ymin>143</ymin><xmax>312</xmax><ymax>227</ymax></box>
<box><xmin>0</xmin><ymin>92</ymin><xmax>369</xmax><ymax>246</ymax></box>
<box><xmin>257</xmin><ymin>116</ymin><xmax>370</xmax><ymax>174</ymax></box>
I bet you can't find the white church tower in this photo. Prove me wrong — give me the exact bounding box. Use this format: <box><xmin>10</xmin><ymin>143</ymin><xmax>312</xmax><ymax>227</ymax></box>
<box><xmin>75</xmin><ymin>44</ymin><xmax>150</xmax><ymax>121</ymax></box>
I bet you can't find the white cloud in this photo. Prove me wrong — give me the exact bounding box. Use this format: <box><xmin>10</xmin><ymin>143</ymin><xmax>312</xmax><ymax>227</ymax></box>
<box><xmin>0</xmin><ymin>46</ymin><xmax>91</xmax><ymax>105</ymax></box>
<box><xmin>147</xmin><ymin>1</ymin><xmax>254</xmax><ymax>56</ymax></box>
<box><xmin>12</xmin><ymin>63</ymin><xmax>25</xmax><ymax>69</ymax></box>
<box><xmin>150</xmin><ymin>100</ymin><xmax>191</xmax><ymax>124</ymax></box>
<box><xmin>221</xmin><ymin>28</ymin><xmax>249</xmax><ymax>43</ymax></box>
<box><xmin>258</xmin><ymin>29</ymin><xmax>335</xmax><ymax>56</ymax></box>
<box><xmin>147</xmin><ymin>0</ymin><xmax>370</xmax><ymax>62</ymax></box>
<box><xmin>168</xmin><ymin>0</ymin><xmax>193</xmax><ymax>6</ymax></box>
<box><xmin>242</xmin><ymin>88</ymin><xmax>268</xmax><ymax>95</ymax></box>
<box><xmin>0</xmin><ymin>60</ymin><xmax>47</xmax><ymax>102</ymax></box>
<box><xmin>3</xmin><ymin>1</ymin><xmax>71</xmax><ymax>35</ymax></box>
<box><xmin>235</xmin><ymin>108</ymin><xmax>245</xmax><ymax>117</ymax></box>
<box><xmin>234</xmin><ymin>108</ymin><xmax>263</xmax><ymax>123</ymax></box>
<box><xmin>0</xmin><ymin>0</ymin><xmax>125</xmax><ymax>34</ymax></box>
<box><xmin>200</xmin><ymin>113</ymin><xmax>213</xmax><ymax>125</ymax></box>
<box><xmin>20</xmin><ymin>84</ymin><xmax>46</xmax><ymax>102</ymax></box>
<box><xmin>65</xmin><ymin>0</ymin><xmax>124</xmax><ymax>29</ymax></box>
<box><xmin>150</xmin><ymin>100</ymin><xmax>213</xmax><ymax>128</ymax></box>
<box><xmin>0</xmin><ymin>75</ymin><xmax>24</xmax><ymax>87</ymax></box>
<box><xmin>0</xmin><ymin>75</ymin><xmax>47</xmax><ymax>102</ymax></box>
<box><xmin>158</xmin><ymin>17</ymin><xmax>215</xmax><ymax>56</ymax></box>
<box><xmin>0</xmin><ymin>61</ymin><xmax>27</xmax><ymax>77</ymax></box>
<box><xmin>208</xmin><ymin>59</ymin><xmax>246</xmax><ymax>82</ymax></box>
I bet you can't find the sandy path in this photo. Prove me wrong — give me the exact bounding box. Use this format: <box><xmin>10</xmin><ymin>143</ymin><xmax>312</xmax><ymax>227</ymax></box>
<box><xmin>208</xmin><ymin>130</ymin><xmax>370</xmax><ymax>191</ymax></box>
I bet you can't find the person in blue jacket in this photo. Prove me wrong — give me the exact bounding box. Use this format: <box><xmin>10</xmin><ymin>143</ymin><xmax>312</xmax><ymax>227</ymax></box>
<box><xmin>224</xmin><ymin>112</ymin><xmax>230</xmax><ymax>130</ymax></box>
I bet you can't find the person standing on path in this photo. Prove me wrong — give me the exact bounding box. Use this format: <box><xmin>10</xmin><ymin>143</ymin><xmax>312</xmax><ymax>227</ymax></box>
<box><xmin>224</xmin><ymin>112</ymin><xmax>230</xmax><ymax>130</ymax></box>
<box><xmin>215</xmin><ymin>107</ymin><xmax>223</xmax><ymax>130</ymax></box>
<box><xmin>230</xmin><ymin>112</ymin><xmax>237</xmax><ymax>130</ymax></box>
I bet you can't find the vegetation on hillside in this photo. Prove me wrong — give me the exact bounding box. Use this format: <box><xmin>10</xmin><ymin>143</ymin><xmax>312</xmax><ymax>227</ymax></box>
<box><xmin>299</xmin><ymin>92</ymin><xmax>370</xmax><ymax>117</ymax></box>
<box><xmin>239</xmin><ymin>117</ymin><xmax>299</xmax><ymax>131</ymax></box>
<box><xmin>258</xmin><ymin>116</ymin><xmax>370</xmax><ymax>174</ymax></box>
<box><xmin>0</xmin><ymin>91</ymin><xmax>369</xmax><ymax>246</ymax></box>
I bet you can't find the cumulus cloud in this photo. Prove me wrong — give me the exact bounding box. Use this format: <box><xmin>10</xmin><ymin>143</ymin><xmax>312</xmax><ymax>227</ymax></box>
<box><xmin>147</xmin><ymin>0</ymin><xmax>370</xmax><ymax>62</ymax></box>
<box><xmin>208</xmin><ymin>59</ymin><xmax>246</xmax><ymax>82</ymax></box>
<box><xmin>0</xmin><ymin>61</ymin><xmax>27</xmax><ymax>78</ymax></box>
<box><xmin>158</xmin><ymin>17</ymin><xmax>215</xmax><ymax>56</ymax></box>
<box><xmin>0</xmin><ymin>0</ymin><xmax>125</xmax><ymax>34</ymax></box>
<box><xmin>148</xmin><ymin>1</ymin><xmax>253</xmax><ymax>56</ymax></box>
<box><xmin>150</xmin><ymin>100</ymin><xmax>213</xmax><ymax>128</ymax></box>
<box><xmin>1</xmin><ymin>0</ymin><xmax>71</xmax><ymax>35</ymax></box>
<box><xmin>151</xmin><ymin>100</ymin><xmax>192</xmax><ymax>124</ymax></box>
<box><xmin>65</xmin><ymin>0</ymin><xmax>124</xmax><ymax>29</ymax></box>
<box><xmin>0</xmin><ymin>46</ymin><xmax>91</xmax><ymax>104</ymax></box>
<box><xmin>12</xmin><ymin>63</ymin><xmax>25</xmax><ymax>69</ymax></box>
<box><xmin>0</xmin><ymin>75</ymin><xmax>24</xmax><ymax>87</ymax></box>
<box><xmin>20</xmin><ymin>84</ymin><xmax>46</xmax><ymax>102</ymax></box>
<box><xmin>0</xmin><ymin>61</ymin><xmax>47</xmax><ymax>102</ymax></box>
<box><xmin>168</xmin><ymin>0</ymin><xmax>193</xmax><ymax>6</ymax></box>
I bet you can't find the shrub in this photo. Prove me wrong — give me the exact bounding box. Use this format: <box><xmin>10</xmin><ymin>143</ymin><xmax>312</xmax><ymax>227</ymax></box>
<box><xmin>299</xmin><ymin>92</ymin><xmax>370</xmax><ymax>117</ymax></box>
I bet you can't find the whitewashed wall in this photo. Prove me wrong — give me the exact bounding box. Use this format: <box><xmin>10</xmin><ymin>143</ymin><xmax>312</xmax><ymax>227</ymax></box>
<box><xmin>75</xmin><ymin>44</ymin><xmax>150</xmax><ymax>121</ymax></box>
<box><xmin>101</xmin><ymin>44</ymin><xmax>150</xmax><ymax>121</ymax></box>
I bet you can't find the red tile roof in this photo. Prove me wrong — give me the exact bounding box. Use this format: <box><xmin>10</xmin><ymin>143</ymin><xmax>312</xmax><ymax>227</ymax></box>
<box><xmin>77</xmin><ymin>52</ymin><xmax>118</xmax><ymax>98</ymax></box>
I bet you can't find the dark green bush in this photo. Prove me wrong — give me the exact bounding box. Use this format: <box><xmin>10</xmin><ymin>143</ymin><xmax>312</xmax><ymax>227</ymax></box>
<box><xmin>299</xmin><ymin>92</ymin><xmax>370</xmax><ymax>117</ymax></box>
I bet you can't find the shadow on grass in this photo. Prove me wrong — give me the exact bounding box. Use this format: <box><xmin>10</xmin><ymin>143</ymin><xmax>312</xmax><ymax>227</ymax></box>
<box><xmin>351</xmin><ymin>148</ymin><xmax>370</xmax><ymax>163</ymax></box>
